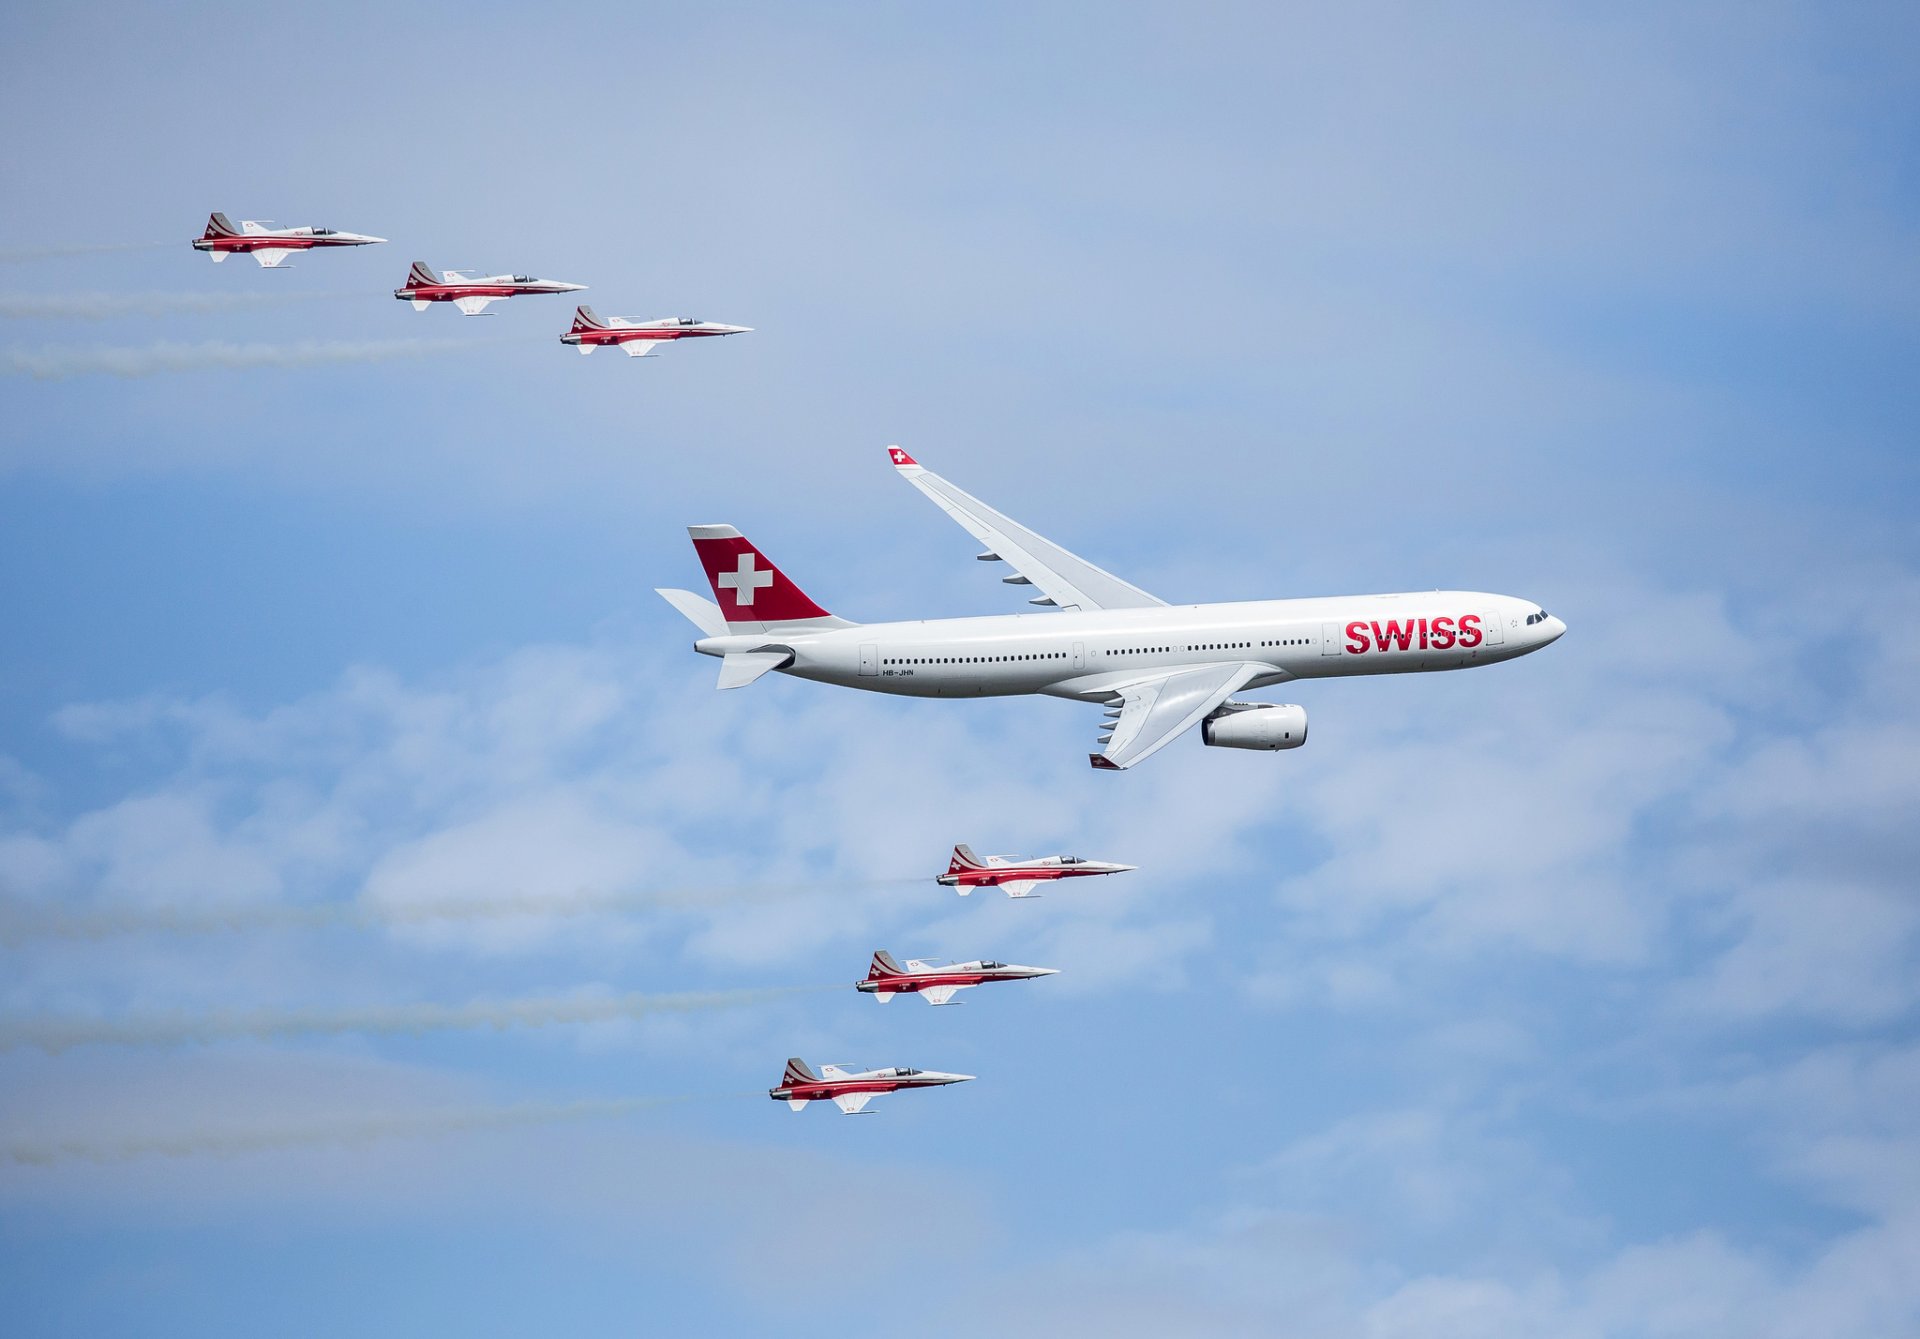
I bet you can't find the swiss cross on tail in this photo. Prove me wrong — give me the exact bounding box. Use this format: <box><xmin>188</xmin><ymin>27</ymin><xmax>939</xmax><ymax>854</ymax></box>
<box><xmin>687</xmin><ymin>525</ymin><xmax>834</xmax><ymax>626</ymax></box>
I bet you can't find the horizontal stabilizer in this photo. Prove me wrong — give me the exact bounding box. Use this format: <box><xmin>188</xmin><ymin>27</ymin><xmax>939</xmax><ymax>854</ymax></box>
<box><xmin>716</xmin><ymin>650</ymin><xmax>790</xmax><ymax>690</ymax></box>
<box><xmin>655</xmin><ymin>587</ymin><xmax>727</xmax><ymax>638</ymax></box>
<box><xmin>786</xmin><ymin>1098</ymin><xmax>810</xmax><ymax>1111</ymax></box>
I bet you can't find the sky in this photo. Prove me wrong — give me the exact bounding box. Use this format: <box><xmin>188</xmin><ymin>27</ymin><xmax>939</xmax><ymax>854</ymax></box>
<box><xmin>1</xmin><ymin>2</ymin><xmax>1917</xmax><ymax>1335</ymax></box>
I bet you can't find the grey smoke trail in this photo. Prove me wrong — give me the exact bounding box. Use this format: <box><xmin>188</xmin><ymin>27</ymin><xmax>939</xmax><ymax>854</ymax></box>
<box><xmin>4</xmin><ymin>1091</ymin><xmax>756</xmax><ymax>1165</ymax></box>
<box><xmin>0</xmin><ymin>240</ymin><xmax>173</xmax><ymax>263</ymax></box>
<box><xmin>2</xmin><ymin>337</ymin><xmax>504</xmax><ymax>380</ymax></box>
<box><xmin>0</xmin><ymin>880</ymin><xmax>920</xmax><ymax>945</ymax></box>
<box><xmin>0</xmin><ymin>291</ymin><xmax>357</xmax><ymax>319</ymax></box>
<box><xmin>0</xmin><ymin>985</ymin><xmax>836</xmax><ymax>1053</ymax></box>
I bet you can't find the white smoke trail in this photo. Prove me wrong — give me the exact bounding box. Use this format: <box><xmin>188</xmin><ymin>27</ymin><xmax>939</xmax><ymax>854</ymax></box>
<box><xmin>4</xmin><ymin>1091</ymin><xmax>756</xmax><ymax>1165</ymax></box>
<box><xmin>0</xmin><ymin>880</ymin><xmax>920</xmax><ymax>945</ymax></box>
<box><xmin>2</xmin><ymin>337</ymin><xmax>505</xmax><ymax>380</ymax></box>
<box><xmin>0</xmin><ymin>240</ymin><xmax>174</xmax><ymax>263</ymax></box>
<box><xmin>0</xmin><ymin>291</ymin><xmax>357</xmax><ymax>319</ymax></box>
<box><xmin>0</xmin><ymin>985</ymin><xmax>837</xmax><ymax>1053</ymax></box>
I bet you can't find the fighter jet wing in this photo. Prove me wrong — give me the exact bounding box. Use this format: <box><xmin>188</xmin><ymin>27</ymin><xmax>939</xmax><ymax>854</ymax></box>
<box><xmin>1000</xmin><ymin>880</ymin><xmax>1042</xmax><ymax>899</ymax></box>
<box><xmin>621</xmin><ymin>342</ymin><xmax>662</xmax><ymax>358</ymax></box>
<box><xmin>454</xmin><ymin>296</ymin><xmax>497</xmax><ymax>316</ymax></box>
<box><xmin>252</xmin><ymin>249</ymin><xmax>295</xmax><ymax>268</ymax></box>
<box><xmin>922</xmin><ymin>985</ymin><xmax>962</xmax><ymax>1006</ymax></box>
<box><xmin>1093</xmin><ymin>662</ymin><xmax>1265</xmax><ymax>770</ymax></box>
<box><xmin>889</xmin><ymin>448</ymin><xmax>1165</xmax><ymax>612</ymax></box>
<box><xmin>833</xmin><ymin>1092</ymin><xmax>877</xmax><ymax>1114</ymax></box>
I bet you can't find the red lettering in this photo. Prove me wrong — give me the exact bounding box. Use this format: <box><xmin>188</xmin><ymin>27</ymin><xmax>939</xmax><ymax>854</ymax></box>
<box><xmin>1344</xmin><ymin>621</ymin><xmax>1369</xmax><ymax>653</ymax></box>
<box><xmin>1459</xmin><ymin>613</ymin><xmax>1482</xmax><ymax>649</ymax></box>
<box><xmin>1418</xmin><ymin>617</ymin><xmax>1429</xmax><ymax>650</ymax></box>
<box><xmin>1431</xmin><ymin>615</ymin><xmax>1456</xmax><ymax>650</ymax></box>
<box><xmin>1372</xmin><ymin>619</ymin><xmax>1415</xmax><ymax>651</ymax></box>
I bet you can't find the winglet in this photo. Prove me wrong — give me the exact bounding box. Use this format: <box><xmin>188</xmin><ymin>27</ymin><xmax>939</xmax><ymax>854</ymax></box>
<box><xmin>887</xmin><ymin>445</ymin><xmax>920</xmax><ymax>472</ymax></box>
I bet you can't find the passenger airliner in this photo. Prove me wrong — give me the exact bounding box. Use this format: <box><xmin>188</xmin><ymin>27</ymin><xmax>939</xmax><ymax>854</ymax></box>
<box><xmin>658</xmin><ymin>448</ymin><xmax>1564</xmax><ymax>770</ymax></box>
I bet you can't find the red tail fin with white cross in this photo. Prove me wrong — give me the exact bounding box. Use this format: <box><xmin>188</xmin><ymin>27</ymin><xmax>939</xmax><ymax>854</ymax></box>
<box><xmin>687</xmin><ymin>525</ymin><xmax>852</xmax><ymax>633</ymax></box>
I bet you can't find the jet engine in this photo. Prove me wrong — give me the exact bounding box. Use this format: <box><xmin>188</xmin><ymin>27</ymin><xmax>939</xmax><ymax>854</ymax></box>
<box><xmin>1200</xmin><ymin>702</ymin><xmax>1308</xmax><ymax>751</ymax></box>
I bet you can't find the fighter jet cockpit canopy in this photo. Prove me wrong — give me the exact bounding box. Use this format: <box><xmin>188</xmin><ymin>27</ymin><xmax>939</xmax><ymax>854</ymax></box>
<box><xmin>511</xmin><ymin>275</ymin><xmax>536</xmax><ymax>282</ymax></box>
<box><xmin>311</xmin><ymin>228</ymin><xmax>336</xmax><ymax>235</ymax></box>
<box><xmin>979</xmin><ymin>961</ymin><xmax>1006</xmax><ymax>970</ymax></box>
<box><xmin>677</xmin><ymin>317</ymin><xmax>700</xmax><ymax>325</ymax></box>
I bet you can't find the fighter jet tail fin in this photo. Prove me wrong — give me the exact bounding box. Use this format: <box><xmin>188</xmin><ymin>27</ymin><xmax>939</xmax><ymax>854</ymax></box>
<box><xmin>204</xmin><ymin>212</ymin><xmax>241</xmax><ymax>239</ymax></box>
<box><xmin>948</xmin><ymin>845</ymin><xmax>987</xmax><ymax>875</ymax></box>
<box><xmin>687</xmin><ymin>525</ymin><xmax>855</xmax><ymax>634</ymax></box>
<box><xmin>782</xmin><ymin>1057</ymin><xmax>819</xmax><ymax>1087</ymax></box>
<box><xmin>404</xmin><ymin>260</ymin><xmax>442</xmax><ymax>289</ymax></box>
<box><xmin>869</xmin><ymin>950</ymin><xmax>906</xmax><ymax>980</ymax></box>
<box><xmin>570</xmin><ymin>305</ymin><xmax>608</xmax><ymax>333</ymax></box>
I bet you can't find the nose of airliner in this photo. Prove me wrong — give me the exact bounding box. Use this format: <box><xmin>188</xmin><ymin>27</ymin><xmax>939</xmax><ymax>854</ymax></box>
<box><xmin>1543</xmin><ymin>615</ymin><xmax>1566</xmax><ymax>643</ymax></box>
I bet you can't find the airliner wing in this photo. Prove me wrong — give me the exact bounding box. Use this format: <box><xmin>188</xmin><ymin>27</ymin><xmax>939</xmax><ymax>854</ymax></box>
<box><xmin>1093</xmin><ymin>662</ymin><xmax>1264</xmax><ymax>770</ymax></box>
<box><xmin>889</xmin><ymin>448</ymin><xmax>1164</xmax><ymax>612</ymax></box>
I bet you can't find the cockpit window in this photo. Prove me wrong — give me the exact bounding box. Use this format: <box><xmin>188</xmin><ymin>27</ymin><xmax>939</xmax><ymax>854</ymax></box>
<box><xmin>678</xmin><ymin>317</ymin><xmax>699</xmax><ymax>325</ymax></box>
<box><xmin>512</xmin><ymin>275</ymin><xmax>535</xmax><ymax>282</ymax></box>
<box><xmin>980</xmin><ymin>960</ymin><xmax>1004</xmax><ymax>969</ymax></box>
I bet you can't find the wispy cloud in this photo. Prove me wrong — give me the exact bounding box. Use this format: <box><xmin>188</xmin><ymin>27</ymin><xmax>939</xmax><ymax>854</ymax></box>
<box><xmin>1</xmin><ymin>337</ymin><xmax>507</xmax><ymax>379</ymax></box>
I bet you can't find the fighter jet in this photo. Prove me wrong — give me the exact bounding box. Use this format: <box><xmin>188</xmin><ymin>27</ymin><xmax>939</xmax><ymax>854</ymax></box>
<box><xmin>770</xmin><ymin>1057</ymin><xmax>974</xmax><ymax>1114</ymax></box>
<box><xmin>938</xmin><ymin>844</ymin><xmax>1136</xmax><ymax>898</ymax></box>
<box><xmin>394</xmin><ymin>261</ymin><xmax>585</xmax><ymax>315</ymax></box>
<box><xmin>857</xmin><ymin>949</ymin><xmax>1058</xmax><ymax>1005</ymax></box>
<box><xmin>560</xmin><ymin>306</ymin><xmax>751</xmax><ymax>357</ymax></box>
<box><xmin>192</xmin><ymin>212</ymin><xmax>385</xmax><ymax>268</ymax></box>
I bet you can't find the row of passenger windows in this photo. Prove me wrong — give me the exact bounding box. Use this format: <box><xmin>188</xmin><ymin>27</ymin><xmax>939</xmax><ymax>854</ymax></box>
<box><xmin>884</xmin><ymin>652</ymin><xmax>1068</xmax><ymax>665</ymax></box>
<box><xmin>1105</xmin><ymin>636</ymin><xmax>1312</xmax><ymax>655</ymax></box>
<box><xmin>891</xmin><ymin>637</ymin><xmax>1316</xmax><ymax>666</ymax></box>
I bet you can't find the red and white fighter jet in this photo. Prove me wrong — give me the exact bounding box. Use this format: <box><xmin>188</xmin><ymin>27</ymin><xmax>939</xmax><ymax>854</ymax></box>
<box><xmin>770</xmin><ymin>1057</ymin><xmax>974</xmax><ymax>1115</ymax></box>
<box><xmin>192</xmin><ymin>212</ymin><xmax>386</xmax><ymax>268</ymax></box>
<box><xmin>857</xmin><ymin>949</ymin><xmax>1058</xmax><ymax>1005</ymax></box>
<box><xmin>938</xmin><ymin>844</ymin><xmax>1136</xmax><ymax>898</ymax></box>
<box><xmin>394</xmin><ymin>261</ymin><xmax>585</xmax><ymax>316</ymax></box>
<box><xmin>560</xmin><ymin>306</ymin><xmax>751</xmax><ymax>357</ymax></box>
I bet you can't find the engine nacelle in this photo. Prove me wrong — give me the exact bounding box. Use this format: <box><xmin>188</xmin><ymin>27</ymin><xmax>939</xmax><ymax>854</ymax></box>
<box><xmin>1200</xmin><ymin>702</ymin><xmax>1308</xmax><ymax>751</ymax></box>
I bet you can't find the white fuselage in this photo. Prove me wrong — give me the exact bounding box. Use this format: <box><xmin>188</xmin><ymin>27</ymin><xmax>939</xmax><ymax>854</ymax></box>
<box><xmin>696</xmin><ymin>591</ymin><xmax>1565</xmax><ymax>702</ymax></box>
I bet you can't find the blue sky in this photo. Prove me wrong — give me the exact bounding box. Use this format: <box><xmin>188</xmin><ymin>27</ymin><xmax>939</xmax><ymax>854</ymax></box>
<box><xmin>2</xmin><ymin>3</ymin><xmax>1917</xmax><ymax>1335</ymax></box>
